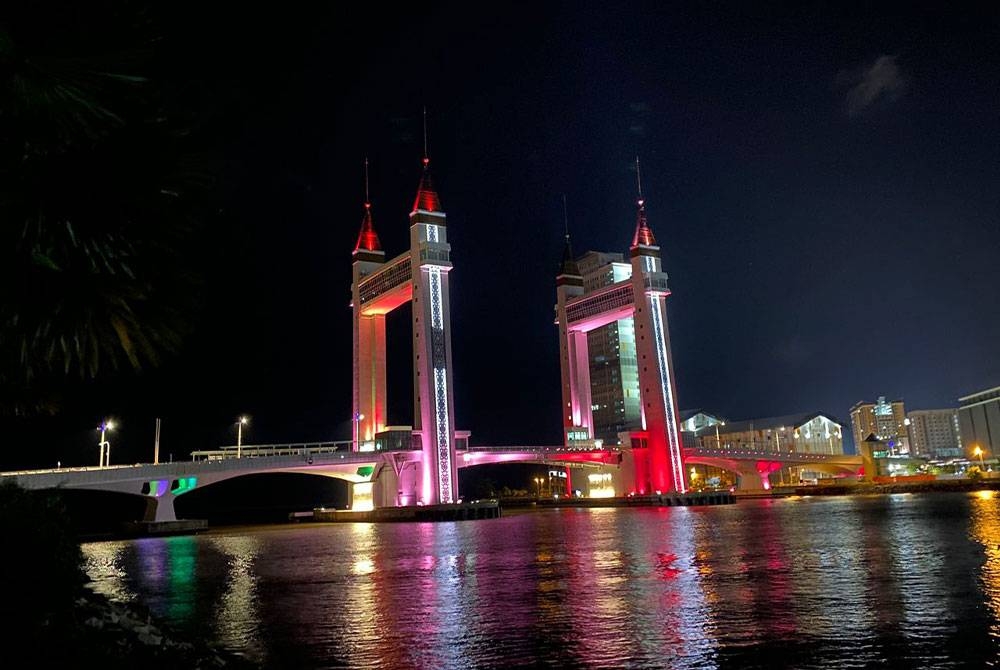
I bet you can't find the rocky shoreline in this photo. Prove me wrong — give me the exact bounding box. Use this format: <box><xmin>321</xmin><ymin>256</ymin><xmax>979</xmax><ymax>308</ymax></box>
<box><xmin>46</xmin><ymin>587</ymin><xmax>260</xmax><ymax>669</ymax></box>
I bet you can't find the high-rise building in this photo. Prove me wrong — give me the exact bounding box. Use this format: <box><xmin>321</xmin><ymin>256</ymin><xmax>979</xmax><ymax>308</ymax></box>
<box><xmin>575</xmin><ymin>252</ymin><xmax>641</xmax><ymax>445</ymax></box>
<box><xmin>958</xmin><ymin>386</ymin><xmax>1000</xmax><ymax>459</ymax></box>
<box><xmin>906</xmin><ymin>409</ymin><xmax>961</xmax><ymax>460</ymax></box>
<box><xmin>850</xmin><ymin>397</ymin><xmax>909</xmax><ymax>455</ymax></box>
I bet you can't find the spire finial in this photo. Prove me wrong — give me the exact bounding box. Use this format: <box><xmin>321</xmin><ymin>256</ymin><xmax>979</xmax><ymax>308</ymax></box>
<box><xmin>364</xmin><ymin>156</ymin><xmax>370</xmax><ymax>207</ymax></box>
<box><xmin>635</xmin><ymin>155</ymin><xmax>644</xmax><ymax>203</ymax></box>
<box><xmin>562</xmin><ymin>194</ymin><xmax>570</xmax><ymax>240</ymax></box>
<box><xmin>422</xmin><ymin>106</ymin><xmax>429</xmax><ymax>166</ymax></box>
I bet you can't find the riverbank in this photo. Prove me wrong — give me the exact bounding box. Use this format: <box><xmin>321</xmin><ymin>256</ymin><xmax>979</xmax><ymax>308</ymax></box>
<box><xmin>738</xmin><ymin>477</ymin><xmax>1000</xmax><ymax>499</ymax></box>
<box><xmin>501</xmin><ymin>490</ymin><xmax>735</xmax><ymax>509</ymax></box>
<box><xmin>35</xmin><ymin>587</ymin><xmax>260</xmax><ymax>669</ymax></box>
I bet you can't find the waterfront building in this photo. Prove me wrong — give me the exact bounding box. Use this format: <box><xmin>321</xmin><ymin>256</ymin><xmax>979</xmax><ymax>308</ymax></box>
<box><xmin>958</xmin><ymin>385</ymin><xmax>1000</xmax><ymax>459</ymax></box>
<box><xmin>906</xmin><ymin>409</ymin><xmax>962</xmax><ymax>460</ymax></box>
<box><xmin>850</xmin><ymin>397</ymin><xmax>909</xmax><ymax>455</ymax></box>
<box><xmin>679</xmin><ymin>409</ymin><xmax>726</xmax><ymax>433</ymax></box>
<box><xmin>693</xmin><ymin>412</ymin><xmax>845</xmax><ymax>455</ymax></box>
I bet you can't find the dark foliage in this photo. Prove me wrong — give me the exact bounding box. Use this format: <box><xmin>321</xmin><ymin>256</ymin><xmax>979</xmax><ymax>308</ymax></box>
<box><xmin>0</xmin><ymin>2</ymin><xmax>218</xmax><ymax>415</ymax></box>
<box><xmin>0</xmin><ymin>480</ymin><xmax>87</xmax><ymax>643</ymax></box>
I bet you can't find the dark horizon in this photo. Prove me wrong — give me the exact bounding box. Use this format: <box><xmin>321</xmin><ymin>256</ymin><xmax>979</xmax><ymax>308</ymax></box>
<box><xmin>2</xmin><ymin>2</ymin><xmax>999</xmax><ymax>468</ymax></box>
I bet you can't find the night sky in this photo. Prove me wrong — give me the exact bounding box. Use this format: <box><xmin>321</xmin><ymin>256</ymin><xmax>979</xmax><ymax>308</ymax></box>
<box><xmin>3</xmin><ymin>2</ymin><xmax>999</xmax><ymax>467</ymax></box>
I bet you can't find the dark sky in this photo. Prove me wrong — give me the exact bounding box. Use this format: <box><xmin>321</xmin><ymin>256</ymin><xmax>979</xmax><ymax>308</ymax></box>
<box><xmin>5</xmin><ymin>1</ymin><xmax>1000</xmax><ymax>466</ymax></box>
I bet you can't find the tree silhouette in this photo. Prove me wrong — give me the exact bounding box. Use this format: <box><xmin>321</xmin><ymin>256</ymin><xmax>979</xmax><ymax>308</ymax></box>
<box><xmin>0</xmin><ymin>3</ymin><xmax>217</xmax><ymax>414</ymax></box>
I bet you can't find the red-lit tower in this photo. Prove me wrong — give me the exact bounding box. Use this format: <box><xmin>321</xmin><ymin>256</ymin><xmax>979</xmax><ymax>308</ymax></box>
<box><xmin>554</xmin><ymin>163</ymin><xmax>686</xmax><ymax>494</ymax></box>
<box><xmin>350</xmin><ymin>154</ymin><xmax>459</xmax><ymax>506</ymax></box>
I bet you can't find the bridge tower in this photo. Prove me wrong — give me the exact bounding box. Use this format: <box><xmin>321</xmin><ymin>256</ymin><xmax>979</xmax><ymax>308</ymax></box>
<box><xmin>351</xmin><ymin>157</ymin><xmax>460</xmax><ymax>505</ymax></box>
<box><xmin>555</xmin><ymin>171</ymin><xmax>686</xmax><ymax>494</ymax></box>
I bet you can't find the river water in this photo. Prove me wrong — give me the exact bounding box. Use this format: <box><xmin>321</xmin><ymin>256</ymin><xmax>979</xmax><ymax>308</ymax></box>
<box><xmin>82</xmin><ymin>492</ymin><xmax>1000</xmax><ymax>668</ymax></box>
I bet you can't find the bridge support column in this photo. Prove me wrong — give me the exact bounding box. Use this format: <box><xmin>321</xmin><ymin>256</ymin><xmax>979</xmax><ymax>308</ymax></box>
<box><xmin>372</xmin><ymin>458</ymin><xmax>420</xmax><ymax>508</ymax></box>
<box><xmin>143</xmin><ymin>493</ymin><xmax>177</xmax><ymax>523</ymax></box>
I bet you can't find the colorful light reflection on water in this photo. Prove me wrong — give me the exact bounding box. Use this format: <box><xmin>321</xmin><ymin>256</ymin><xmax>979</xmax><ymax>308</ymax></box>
<box><xmin>83</xmin><ymin>493</ymin><xmax>1000</xmax><ymax>668</ymax></box>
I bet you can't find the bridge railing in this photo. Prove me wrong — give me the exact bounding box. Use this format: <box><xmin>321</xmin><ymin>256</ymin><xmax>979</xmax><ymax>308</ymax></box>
<box><xmin>464</xmin><ymin>445</ymin><xmax>621</xmax><ymax>454</ymax></box>
<box><xmin>686</xmin><ymin>447</ymin><xmax>854</xmax><ymax>461</ymax></box>
<box><xmin>191</xmin><ymin>440</ymin><xmax>354</xmax><ymax>461</ymax></box>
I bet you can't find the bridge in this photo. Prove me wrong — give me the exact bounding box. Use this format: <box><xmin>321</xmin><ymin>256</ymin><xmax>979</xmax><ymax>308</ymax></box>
<box><xmin>0</xmin><ymin>442</ymin><xmax>862</xmax><ymax>523</ymax></box>
<box><xmin>1</xmin><ymin>160</ymin><xmax>862</xmax><ymax>522</ymax></box>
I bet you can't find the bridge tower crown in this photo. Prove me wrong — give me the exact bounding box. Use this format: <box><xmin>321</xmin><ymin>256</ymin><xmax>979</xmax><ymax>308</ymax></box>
<box><xmin>350</xmin><ymin>155</ymin><xmax>460</xmax><ymax>506</ymax></box>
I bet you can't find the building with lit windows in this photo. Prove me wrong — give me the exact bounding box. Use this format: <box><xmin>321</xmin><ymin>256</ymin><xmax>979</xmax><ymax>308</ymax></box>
<box><xmin>693</xmin><ymin>413</ymin><xmax>845</xmax><ymax>455</ymax></box>
<box><xmin>906</xmin><ymin>409</ymin><xmax>961</xmax><ymax>460</ymax></box>
<box><xmin>575</xmin><ymin>251</ymin><xmax>641</xmax><ymax>445</ymax></box>
<box><xmin>850</xmin><ymin>397</ymin><xmax>909</xmax><ymax>455</ymax></box>
<box><xmin>958</xmin><ymin>386</ymin><xmax>1000</xmax><ymax>459</ymax></box>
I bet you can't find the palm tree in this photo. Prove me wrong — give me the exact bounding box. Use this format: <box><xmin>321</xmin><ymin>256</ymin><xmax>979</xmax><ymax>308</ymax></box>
<box><xmin>0</xmin><ymin>4</ymin><xmax>216</xmax><ymax>414</ymax></box>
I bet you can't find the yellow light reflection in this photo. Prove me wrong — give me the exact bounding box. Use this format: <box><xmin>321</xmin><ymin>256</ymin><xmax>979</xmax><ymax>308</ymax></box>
<box><xmin>969</xmin><ymin>491</ymin><xmax>1000</xmax><ymax>640</ymax></box>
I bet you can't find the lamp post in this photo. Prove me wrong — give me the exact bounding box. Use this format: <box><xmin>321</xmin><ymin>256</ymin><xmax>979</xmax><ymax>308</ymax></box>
<box><xmin>236</xmin><ymin>416</ymin><xmax>248</xmax><ymax>458</ymax></box>
<box><xmin>97</xmin><ymin>420</ymin><xmax>114</xmax><ymax>467</ymax></box>
<box><xmin>353</xmin><ymin>412</ymin><xmax>365</xmax><ymax>452</ymax></box>
<box><xmin>974</xmin><ymin>445</ymin><xmax>986</xmax><ymax>471</ymax></box>
<box><xmin>715</xmin><ymin>421</ymin><xmax>726</xmax><ymax>449</ymax></box>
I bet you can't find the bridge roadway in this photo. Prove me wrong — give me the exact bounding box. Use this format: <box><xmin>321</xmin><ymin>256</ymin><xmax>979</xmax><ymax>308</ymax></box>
<box><xmin>0</xmin><ymin>443</ymin><xmax>861</xmax><ymax>522</ymax></box>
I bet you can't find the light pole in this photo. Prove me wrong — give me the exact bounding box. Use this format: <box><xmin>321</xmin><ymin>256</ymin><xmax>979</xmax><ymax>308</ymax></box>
<box><xmin>715</xmin><ymin>421</ymin><xmax>725</xmax><ymax>449</ymax></box>
<box><xmin>353</xmin><ymin>412</ymin><xmax>365</xmax><ymax>452</ymax></box>
<box><xmin>236</xmin><ymin>416</ymin><xmax>248</xmax><ymax>458</ymax></box>
<box><xmin>974</xmin><ymin>445</ymin><xmax>986</xmax><ymax>471</ymax></box>
<box><xmin>97</xmin><ymin>420</ymin><xmax>114</xmax><ymax>467</ymax></box>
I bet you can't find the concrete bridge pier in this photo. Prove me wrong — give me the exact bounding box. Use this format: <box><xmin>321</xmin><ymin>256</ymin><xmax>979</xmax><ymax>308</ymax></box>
<box><xmin>143</xmin><ymin>492</ymin><xmax>178</xmax><ymax>523</ymax></box>
<box><xmin>370</xmin><ymin>455</ymin><xmax>421</xmax><ymax>508</ymax></box>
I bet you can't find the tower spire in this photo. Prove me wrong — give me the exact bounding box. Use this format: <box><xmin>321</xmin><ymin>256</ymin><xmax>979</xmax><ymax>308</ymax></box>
<box><xmin>558</xmin><ymin>194</ymin><xmax>580</xmax><ymax>279</ymax></box>
<box><xmin>631</xmin><ymin>156</ymin><xmax>657</xmax><ymax>249</ymax></box>
<box><xmin>412</xmin><ymin>108</ymin><xmax>442</xmax><ymax>213</ymax></box>
<box><xmin>422</xmin><ymin>106</ymin><xmax>429</xmax><ymax>166</ymax></box>
<box><xmin>354</xmin><ymin>157</ymin><xmax>382</xmax><ymax>255</ymax></box>
<box><xmin>635</xmin><ymin>155</ymin><xmax>644</xmax><ymax>202</ymax></box>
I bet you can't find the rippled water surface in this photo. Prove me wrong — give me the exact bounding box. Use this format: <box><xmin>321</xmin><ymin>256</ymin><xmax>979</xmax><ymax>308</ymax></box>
<box><xmin>83</xmin><ymin>493</ymin><xmax>1000</xmax><ymax>668</ymax></box>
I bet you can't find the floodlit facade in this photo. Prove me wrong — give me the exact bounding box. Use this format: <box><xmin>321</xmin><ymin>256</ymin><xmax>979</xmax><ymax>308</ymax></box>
<box><xmin>958</xmin><ymin>386</ymin><xmax>1000</xmax><ymax>459</ymax></box>
<box><xmin>906</xmin><ymin>409</ymin><xmax>961</xmax><ymax>460</ymax></box>
<box><xmin>850</xmin><ymin>397</ymin><xmax>909</xmax><ymax>455</ymax></box>
<box><xmin>694</xmin><ymin>413</ymin><xmax>845</xmax><ymax>455</ymax></box>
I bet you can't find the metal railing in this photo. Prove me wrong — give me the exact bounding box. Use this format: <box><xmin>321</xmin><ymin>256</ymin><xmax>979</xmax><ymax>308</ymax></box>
<box><xmin>191</xmin><ymin>441</ymin><xmax>354</xmax><ymax>461</ymax></box>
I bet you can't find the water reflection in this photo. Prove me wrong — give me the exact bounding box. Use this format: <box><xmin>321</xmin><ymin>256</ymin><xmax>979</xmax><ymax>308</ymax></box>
<box><xmin>81</xmin><ymin>494</ymin><xmax>1000</xmax><ymax>668</ymax></box>
<box><xmin>207</xmin><ymin>534</ymin><xmax>264</xmax><ymax>659</ymax></box>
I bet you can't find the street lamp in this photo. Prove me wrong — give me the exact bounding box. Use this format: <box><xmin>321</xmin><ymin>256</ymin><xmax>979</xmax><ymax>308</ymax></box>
<box><xmin>97</xmin><ymin>420</ymin><xmax>114</xmax><ymax>467</ymax></box>
<box><xmin>353</xmin><ymin>412</ymin><xmax>365</xmax><ymax>452</ymax></box>
<box><xmin>974</xmin><ymin>445</ymin><xmax>986</xmax><ymax>471</ymax></box>
<box><xmin>236</xmin><ymin>416</ymin><xmax>248</xmax><ymax>458</ymax></box>
<box><xmin>715</xmin><ymin>421</ymin><xmax>726</xmax><ymax>449</ymax></box>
